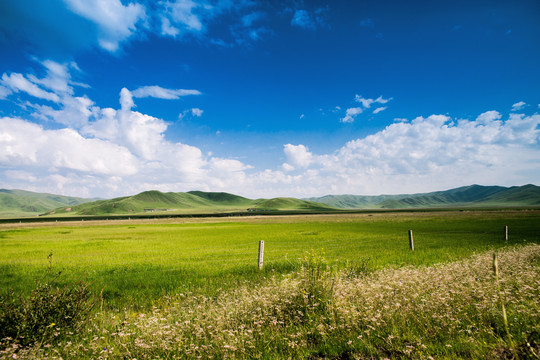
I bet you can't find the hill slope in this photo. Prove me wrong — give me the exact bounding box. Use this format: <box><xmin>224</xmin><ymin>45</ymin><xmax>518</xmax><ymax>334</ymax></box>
<box><xmin>303</xmin><ymin>194</ymin><xmax>410</xmax><ymax>208</ymax></box>
<box><xmin>0</xmin><ymin>189</ymin><xmax>94</xmax><ymax>217</ymax></box>
<box><xmin>307</xmin><ymin>184</ymin><xmax>540</xmax><ymax>209</ymax></box>
<box><xmin>46</xmin><ymin>191</ymin><xmax>335</xmax><ymax>216</ymax></box>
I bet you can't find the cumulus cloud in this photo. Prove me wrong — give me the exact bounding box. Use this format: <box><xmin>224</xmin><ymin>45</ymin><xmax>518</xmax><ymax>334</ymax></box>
<box><xmin>270</xmin><ymin>111</ymin><xmax>540</xmax><ymax>197</ymax></box>
<box><xmin>1</xmin><ymin>61</ymin><xmax>539</xmax><ymax>199</ymax></box>
<box><xmin>283</xmin><ymin>144</ymin><xmax>313</xmax><ymax>169</ymax></box>
<box><xmin>511</xmin><ymin>101</ymin><xmax>526</xmax><ymax>111</ymax></box>
<box><xmin>34</xmin><ymin>95</ymin><xmax>95</xmax><ymax>128</ymax></box>
<box><xmin>64</xmin><ymin>0</ymin><xmax>146</xmax><ymax>52</ymax></box>
<box><xmin>476</xmin><ymin>110</ymin><xmax>501</xmax><ymax>125</ymax></box>
<box><xmin>0</xmin><ymin>61</ymin><xmax>257</xmax><ymax>198</ymax></box>
<box><xmin>0</xmin><ymin>117</ymin><xmax>138</xmax><ymax>175</ymax></box>
<box><xmin>373</xmin><ymin>106</ymin><xmax>387</xmax><ymax>114</ymax></box>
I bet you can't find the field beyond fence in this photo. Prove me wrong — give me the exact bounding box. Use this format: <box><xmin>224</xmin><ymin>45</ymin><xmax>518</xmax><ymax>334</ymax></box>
<box><xmin>1</xmin><ymin>210</ymin><xmax>539</xmax><ymax>310</ymax></box>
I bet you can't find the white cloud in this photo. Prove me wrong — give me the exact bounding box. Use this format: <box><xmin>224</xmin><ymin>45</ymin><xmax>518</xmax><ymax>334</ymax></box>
<box><xmin>2</xmin><ymin>61</ymin><xmax>539</xmax><ymax>199</ymax></box>
<box><xmin>161</xmin><ymin>17</ymin><xmax>180</xmax><ymax>37</ymax></box>
<box><xmin>270</xmin><ymin>112</ymin><xmax>540</xmax><ymax>197</ymax></box>
<box><xmin>0</xmin><ymin>85</ymin><xmax>11</xmax><ymax>99</ymax></box>
<box><xmin>511</xmin><ymin>101</ymin><xmax>526</xmax><ymax>111</ymax></box>
<box><xmin>191</xmin><ymin>108</ymin><xmax>203</xmax><ymax>117</ymax></box>
<box><xmin>1</xmin><ymin>60</ymin><xmax>92</xmax><ymax>127</ymax></box>
<box><xmin>475</xmin><ymin>110</ymin><xmax>501</xmax><ymax>124</ymax></box>
<box><xmin>339</xmin><ymin>95</ymin><xmax>392</xmax><ymax>123</ymax></box>
<box><xmin>0</xmin><ymin>117</ymin><xmax>138</xmax><ymax>175</ymax></box>
<box><xmin>27</xmin><ymin>60</ymin><xmax>85</xmax><ymax>95</ymax></box>
<box><xmin>163</xmin><ymin>0</ymin><xmax>204</xmax><ymax>35</ymax></box>
<box><xmin>340</xmin><ymin>107</ymin><xmax>363</xmax><ymax>123</ymax></box>
<box><xmin>283</xmin><ymin>144</ymin><xmax>313</xmax><ymax>169</ymax></box>
<box><xmin>354</xmin><ymin>95</ymin><xmax>392</xmax><ymax>109</ymax></box>
<box><xmin>132</xmin><ymin>85</ymin><xmax>201</xmax><ymax>99</ymax></box>
<box><xmin>63</xmin><ymin>0</ymin><xmax>146</xmax><ymax>52</ymax></box>
<box><xmin>178</xmin><ymin>107</ymin><xmax>204</xmax><ymax>120</ymax></box>
<box><xmin>33</xmin><ymin>95</ymin><xmax>95</xmax><ymax>128</ymax></box>
<box><xmin>1</xmin><ymin>73</ymin><xmax>60</xmax><ymax>102</ymax></box>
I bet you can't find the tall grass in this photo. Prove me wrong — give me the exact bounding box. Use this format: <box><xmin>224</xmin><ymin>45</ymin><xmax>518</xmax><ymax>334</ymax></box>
<box><xmin>2</xmin><ymin>244</ymin><xmax>538</xmax><ymax>359</ymax></box>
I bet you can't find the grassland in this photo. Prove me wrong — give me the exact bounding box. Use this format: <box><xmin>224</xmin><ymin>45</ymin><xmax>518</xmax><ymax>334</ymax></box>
<box><xmin>0</xmin><ymin>210</ymin><xmax>539</xmax><ymax>359</ymax></box>
<box><xmin>1</xmin><ymin>210</ymin><xmax>538</xmax><ymax>309</ymax></box>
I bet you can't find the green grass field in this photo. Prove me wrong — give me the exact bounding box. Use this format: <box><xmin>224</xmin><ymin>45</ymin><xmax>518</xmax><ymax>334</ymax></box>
<box><xmin>1</xmin><ymin>210</ymin><xmax>538</xmax><ymax>310</ymax></box>
<box><xmin>1</xmin><ymin>210</ymin><xmax>539</xmax><ymax>359</ymax></box>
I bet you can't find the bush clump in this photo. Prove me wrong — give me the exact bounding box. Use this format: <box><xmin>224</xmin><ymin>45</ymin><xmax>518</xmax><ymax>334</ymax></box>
<box><xmin>0</xmin><ymin>278</ymin><xmax>94</xmax><ymax>347</ymax></box>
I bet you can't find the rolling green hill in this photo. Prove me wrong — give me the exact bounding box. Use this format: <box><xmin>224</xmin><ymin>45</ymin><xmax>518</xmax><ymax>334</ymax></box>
<box><xmin>0</xmin><ymin>189</ymin><xmax>95</xmax><ymax>217</ymax></box>
<box><xmin>44</xmin><ymin>191</ymin><xmax>335</xmax><ymax>216</ymax></box>
<box><xmin>252</xmin><ymin>197</ymin><xmax>334</xmax><ymax>211</ymax></box>
<box><xmin>303</xmin><ymin>194</ymin><xmax>409</xmax><ymax>208</ymax></box>
<box><xmin>307</xmin><ymin>184</ymin><xmax>540</xmax><ymax>209</ymax></box>
<box><xmin>4</xmin><ymin>184</ymin><xmax>538</xmax><ymax>218</ymax></box>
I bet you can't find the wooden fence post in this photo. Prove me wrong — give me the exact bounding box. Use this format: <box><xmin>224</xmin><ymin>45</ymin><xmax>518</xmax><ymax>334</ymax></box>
<box><xmin>258</xmin><ymin>240</ymin><xmax>264</xmax><ymax>270</ymax></box>
<box><xmin>408</xmin><ymin>230</ymin><xmax>414</xmax><ymax>251</ymax></box>
<box><xmin>505</xmin><ymin>226</ymin><xmax>508</xmax><ymax>241</ymax></box>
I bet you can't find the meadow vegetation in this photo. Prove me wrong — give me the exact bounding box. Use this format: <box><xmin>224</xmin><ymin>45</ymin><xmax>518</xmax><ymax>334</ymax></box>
<box><xmin>0</xmin><ymin>210</ymin><xmax>539</xmax><ymax>358</ymax></box>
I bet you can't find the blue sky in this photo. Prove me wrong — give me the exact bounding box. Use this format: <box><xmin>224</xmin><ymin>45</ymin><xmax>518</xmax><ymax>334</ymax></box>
<box><xmin>0</xmin><ymin>0</ymin><xmax>539</xmax><ymax>198</ymax></box>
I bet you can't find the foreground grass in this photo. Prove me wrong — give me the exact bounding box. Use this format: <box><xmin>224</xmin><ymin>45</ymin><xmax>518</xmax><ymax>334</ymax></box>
<box><xmin>2</xmin><ymin>244</ymin><xmax>539</xmax><ymax>359</ymax></box>
<box><xmin>1</xmin><ymin>211</ymin><xmax>539</xmax><ymax>310</ymax></box>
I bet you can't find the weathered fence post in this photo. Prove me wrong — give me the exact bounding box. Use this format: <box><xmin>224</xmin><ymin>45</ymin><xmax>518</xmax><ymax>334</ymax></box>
<box><xmin>408</xmin><ymin>230</ymin><xmax>414</xmax><ymax>251</ymax></box>
<box><xmin>504</xmin><ymin>226</ymin><xmax>508</xmax><ymax>241</ymax></box>
<box><xmin>258</xmin><ymin>240</ymin><xmax>264</xmax><ymax>270</ymax></box>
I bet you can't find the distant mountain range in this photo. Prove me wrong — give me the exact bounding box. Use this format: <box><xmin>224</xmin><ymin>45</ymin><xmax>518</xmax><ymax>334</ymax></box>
<box><xmin>41</xmin><ymin>190</ymin><xmax>334</xmax><ymax>216</ymax></box>
<box><xmin>0</xmin><ymin>189</ymin><xmax>95</xmax><ymax>217</ymax></box>
<box><xmin>0</xmin><ymin>184</ymin><xmax>538</xmax><ymax>218</ymax></box>
<box><xmin>304</xmin><ymin>184</ymin><xmax>540</xmax><ymax>209</ymax></box>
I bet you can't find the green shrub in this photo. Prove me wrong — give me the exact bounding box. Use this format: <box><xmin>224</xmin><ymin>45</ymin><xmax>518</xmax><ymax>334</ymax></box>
<box><xmin>0</xmin><ymin>276</ymin><xmax>94</xmax><ymax>347</ymax></box>
<box><xmin>290</xmin><ymin>249</ymin><xmax>335</xmax><ymax>318</ymax></box>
